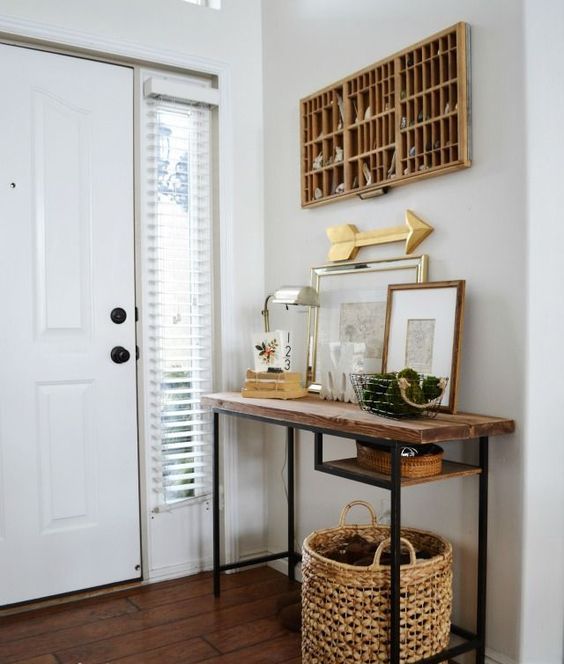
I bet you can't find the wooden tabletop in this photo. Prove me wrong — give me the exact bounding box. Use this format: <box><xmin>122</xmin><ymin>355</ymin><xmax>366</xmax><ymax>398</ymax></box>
<box><xmin>202</xmin><ymin>392</ymin><xmax>515</xmax><ymax>445</ymax></box>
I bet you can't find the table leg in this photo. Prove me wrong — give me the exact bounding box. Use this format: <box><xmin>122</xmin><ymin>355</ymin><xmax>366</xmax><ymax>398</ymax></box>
<box><xmin>390</xmin><ymin>443</ymin><xmax>402</xmax><ymax>664</ymax></box>
<box><xmin>287</xmin><ymin>426</ymin><xmax>295</xmax><ymax>581</ymax></box>
<box><xmin>213</xmin><ymin>410</ymin><xmax>221</xmax><ymax>597</ymax></box>
<box><xmin>314</xmin><ymin>431</ymin><xmax>323</xmax><ymax>466</ymax></box>
<box><xmin>476</xmin><ymin>436</ymin><xmax>489</xmax><ymax>662</ymax></box>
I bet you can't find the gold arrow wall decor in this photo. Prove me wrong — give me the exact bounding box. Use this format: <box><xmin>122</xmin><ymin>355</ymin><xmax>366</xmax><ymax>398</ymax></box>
<box><xmin>326</xmin><ymin>210</ymin><xmax>434</xmax><ymax>261</ymax></box>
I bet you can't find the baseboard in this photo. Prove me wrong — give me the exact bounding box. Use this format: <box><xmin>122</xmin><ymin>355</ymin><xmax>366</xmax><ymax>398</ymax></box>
<box><xmin>262</xmin><ymin>550</ymin><xmax>303</xmax><ymax>581</ymax></box>
<box><xmin>266</xmin><ymin>557</ymin><xmax>290</xmax><ymax>576</ymax></box>
<box><xmin>430</xmin><ymin>646</ymin><xmax>514</xmax><ymax>664</ymax></box>
<box><xmin>240</xmin><ymin>549</ymin><xmax>289</xmax><ymax>575</ymax></box>
<box><xmin>148</xmin><ymin>557</ymin><xmax>213</xmax><ymax>582</ymax></box>
<box><xmin>485</xmin><ymin>649</ymin><xmax>516</xmax><ymax>664</ymax></box>
<box><xmin>149</xmin><ymin>550</ymin><xmax>298</xmax><ymax>584</ymax></box>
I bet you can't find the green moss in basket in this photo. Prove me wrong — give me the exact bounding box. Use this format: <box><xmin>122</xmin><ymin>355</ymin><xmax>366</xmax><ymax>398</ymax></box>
<box><xmin>362</xmin><ymin>373</ymin><xmax>394</xmax><ymax>408</ymax></box>
<box><xmin>397</xmin><ymin>368</ymin><xmax>419</xmax><ymax>382</ymax></box>
<box><xmin>397</xmin><ymin>368</ymin><xmax>425</xmax><ymax>405</ymax></box>
<box><xmin>385</xmin><ymin>376</ymin><xmax>419</xmax><ymax>416</ymax></box>
<box><xmin>422</xmin><ymin>375</ymin><xmax>442</xmax><ymax>401</ymax></box>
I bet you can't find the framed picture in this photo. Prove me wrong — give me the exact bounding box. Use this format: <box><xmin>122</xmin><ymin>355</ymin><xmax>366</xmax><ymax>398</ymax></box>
<box><xmin>306</xmin><ymin>255</ymin><xmax>428</xmax><ymax>392</ymax></box>
<box><xmin>382</xmin><ymin>280</ymin><xmax>465</xmax><ymax>413</ymax></box>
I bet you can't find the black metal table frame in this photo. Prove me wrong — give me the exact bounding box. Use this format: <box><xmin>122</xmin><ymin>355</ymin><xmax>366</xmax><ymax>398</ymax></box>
<box><xmin>212</xmin><ymin>407</ymin><xmax>489</xmax><ymax>664</ymax></box>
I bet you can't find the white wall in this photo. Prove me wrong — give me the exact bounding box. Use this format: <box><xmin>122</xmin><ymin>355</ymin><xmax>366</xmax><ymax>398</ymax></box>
<box><xmin>262</xmin><ymin>1</ymin><xmax>527</xmax><ymax>661</ymax></box>
<box><xmin>0</xmin><ymin>0</ymin><xmax>266</xmax><ymax>579</ymax></box>
<box><xmin>3</xmin><ymin>1</ymin><xmax>563</xmax><ymax>658</ymax></box>
<box><xmin>521</xmin><ymin>1</ymin><xmax>564</xmax><ymax>662</ymax></box>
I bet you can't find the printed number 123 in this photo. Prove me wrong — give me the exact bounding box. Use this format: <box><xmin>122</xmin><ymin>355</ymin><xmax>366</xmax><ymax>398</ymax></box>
<box><xmin>284</xmin><ymin>332</ymin><xmax>292</xmax><ymax>371</ymax></box>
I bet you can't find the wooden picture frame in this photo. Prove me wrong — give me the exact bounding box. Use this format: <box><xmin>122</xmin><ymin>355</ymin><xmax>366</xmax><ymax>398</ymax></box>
<box><xmin>382</xmin><ymin>280</ymin><xmax>465</xmax><ymax>412</ymax></box>
<box><xmin>306</xmin><ymin>255</ymin><xmax>428</xmax><ymax>392</ymax></box>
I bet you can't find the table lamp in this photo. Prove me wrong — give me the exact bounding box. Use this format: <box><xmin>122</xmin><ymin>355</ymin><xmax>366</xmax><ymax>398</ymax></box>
<box><xmin>261</xmin><ymin>285</ymin><xmax>320</xmax><ymax>332</ymax></box>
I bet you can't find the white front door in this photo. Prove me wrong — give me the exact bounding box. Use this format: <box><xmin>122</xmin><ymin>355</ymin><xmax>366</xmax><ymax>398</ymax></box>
<box><xmin>0</xmin><ymin>44</ymin><xmax>140</xmax><ymax>605</ymax></box>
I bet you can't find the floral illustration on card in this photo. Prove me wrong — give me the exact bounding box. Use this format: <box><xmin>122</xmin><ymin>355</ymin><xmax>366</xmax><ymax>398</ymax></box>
<box><xmin>255</xmin><ymin>337</ymin><xmax>279</xmax><ymax>365</ymax></box>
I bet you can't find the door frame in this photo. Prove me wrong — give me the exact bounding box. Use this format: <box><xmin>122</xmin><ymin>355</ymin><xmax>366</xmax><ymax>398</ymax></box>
<box><xmin>0</xmin><ymin>15</ymin><xmax>241</xmax><ymax>582</ymax></box>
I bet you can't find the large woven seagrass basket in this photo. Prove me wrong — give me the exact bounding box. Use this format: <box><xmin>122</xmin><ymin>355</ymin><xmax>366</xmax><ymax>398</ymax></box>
<box><xmin>302</xmin><ymin>501</ymin><xmax>452</xmax><ymax>663</ymax></box>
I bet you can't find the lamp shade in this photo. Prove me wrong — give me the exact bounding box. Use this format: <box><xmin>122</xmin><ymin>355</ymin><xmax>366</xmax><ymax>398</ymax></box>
<box><xmin>270</xmin><ymin>286</ymin><xmax>320</xmax><ymax>307</ymax></box>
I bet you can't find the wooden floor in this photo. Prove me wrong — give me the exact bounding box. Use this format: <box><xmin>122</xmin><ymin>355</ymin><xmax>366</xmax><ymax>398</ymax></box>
<box><xmin>0</xmin><ymin>567</ymin><xmax>301</xmax><ymax>664</ymax></box>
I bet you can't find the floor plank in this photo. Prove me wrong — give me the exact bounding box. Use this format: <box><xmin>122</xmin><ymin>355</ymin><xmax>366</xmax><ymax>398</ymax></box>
<box><xmin>203</xmin><ymin>616</ymin><xmax>288</xmax><ymax>654</ymax></box>
<box><xmin>127</xmin><ymin>566</ymin><xmax>277</xmax><ymax>611</ymax></box>
<box><xmin>108</xmin><ymin>636</ymin><xmax>219</xmax><ymax>664</ymax></box>
<box><xmin>204</xmin><ymin>633</ymin><xmax>301</xmax><ymax>663</ymax></box>
<box><xmin>0</xmin><ymin>568</ymin><xmax>301</xmax><ymax>664</ymax></box>
<box><xmin>9</xmin><ymin>657</ymin><xmax>59</xmax><ymax>664</ymax></box>
<box><xmin>0</xmin><ymin>597</ymin><xmax>138</xmax><ymax>644</ymax></box>
<box><xmin>54</xmin><ymin>592</ymin><xmax>290</xmax><ymax>664</ymax></box>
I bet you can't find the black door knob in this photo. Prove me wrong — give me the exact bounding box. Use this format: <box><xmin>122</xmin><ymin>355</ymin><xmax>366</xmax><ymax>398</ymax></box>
<box><xmin>111</xmin><ymin>346</ymin><xmax>130</xmax><ymax>364</ymax></box>
<box><xmin>111</xmin><ymin>307</ymin><xmax>127</xmax><ymax>324</ymax></box>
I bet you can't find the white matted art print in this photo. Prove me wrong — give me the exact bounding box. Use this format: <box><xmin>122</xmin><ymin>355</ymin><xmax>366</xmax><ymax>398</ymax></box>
<box><xmin>382</xmin><ymin>280</ymin><xmax>465</xmax><ymax>412</ymax></box>
<box><xmin>306</xmin><ymin>256</ymin><xmax>428</xmax><ymax>392</ymax></box>
<box><xmin>405</xmin><ymin>319</ymin><xmax>436</xmax><ymax>373</ymax></box>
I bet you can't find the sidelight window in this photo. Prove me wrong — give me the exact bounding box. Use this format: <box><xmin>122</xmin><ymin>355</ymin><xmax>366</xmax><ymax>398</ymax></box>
<box><xmin>140</xmin><ymin>73</ymin><xmax>217</xmax><ymax>508</ymax></box>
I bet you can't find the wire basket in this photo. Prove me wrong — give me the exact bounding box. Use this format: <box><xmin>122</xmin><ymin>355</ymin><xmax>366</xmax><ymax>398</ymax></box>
<box><xmin>350</xmin><ymin>370</ymin><xmax>448</xmax><ymax>419</ymax></box>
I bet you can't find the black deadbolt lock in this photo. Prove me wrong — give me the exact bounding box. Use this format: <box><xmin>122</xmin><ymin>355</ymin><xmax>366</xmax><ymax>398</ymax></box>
<box><xmin>111</xmin><ymin>307</ymin><xmax>127</xmax><ymax>324</ymax></box>
<box><xmin>111</xmin><ymin>346</ymin><xmax>130</xmax><ymax>364</ymax></box>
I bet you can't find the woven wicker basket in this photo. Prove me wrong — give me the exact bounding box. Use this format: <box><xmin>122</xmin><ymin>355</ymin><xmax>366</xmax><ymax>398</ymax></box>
<box><xmin>356</xmin><ymin>442</ymin><xmax>443</xmax><ymax>478</ymax></box>
<box><xmin>302</xmin><ymin>501</ymin><xmax>452</xmax><ymax>663</ymax></box>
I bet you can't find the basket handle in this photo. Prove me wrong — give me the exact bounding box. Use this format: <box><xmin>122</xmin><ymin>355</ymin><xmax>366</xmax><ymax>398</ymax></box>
<box><xmin>397</xmin><ymin>377</ymin><xmax>448</xmax><ymax>410</ymax></box>
<box><xmin>338</xmin><ymin>500</ymin><xmax>378</xmax><ymax>528</ymax></box>
<box><xmin>371</xmin><ymin>537</ymin><xmax>417</xmax><ymax>569</ymax></box>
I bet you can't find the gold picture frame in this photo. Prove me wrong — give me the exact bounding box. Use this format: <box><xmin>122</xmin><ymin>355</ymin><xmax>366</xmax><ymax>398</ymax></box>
<box><xmin>306</xmin><ymin>255</ymin><xmax>428</xmax><ymax>392</ymax></box>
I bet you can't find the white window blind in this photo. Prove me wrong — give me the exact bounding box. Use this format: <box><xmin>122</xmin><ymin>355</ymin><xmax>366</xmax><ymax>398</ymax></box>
<box><xmin>143</xmin><ymin>88</ymin><xmax>214</xmax><ymax>508</ymax></box>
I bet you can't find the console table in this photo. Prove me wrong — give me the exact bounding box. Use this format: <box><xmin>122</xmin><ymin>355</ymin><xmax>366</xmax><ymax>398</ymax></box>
<box><xmin>202</xmin><ymin>392</ymin><xmax>514</xmax><ymax>664</ymax></box>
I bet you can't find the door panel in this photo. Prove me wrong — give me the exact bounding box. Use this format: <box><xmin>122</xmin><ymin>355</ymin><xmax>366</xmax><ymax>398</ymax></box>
<box><xmin>0</xmin><ymin>44</ymin><xmax>140</xmax><ymax>605</ymax></box>
<box><xmin>37</xmin><ymin>380</ymin><xmax>97</xmax><ymax>533</ymax></box>
<box><xmin>33</xmin><ymin>88</ymin><xmax>93</xmax><ymax>337</ymax></box>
